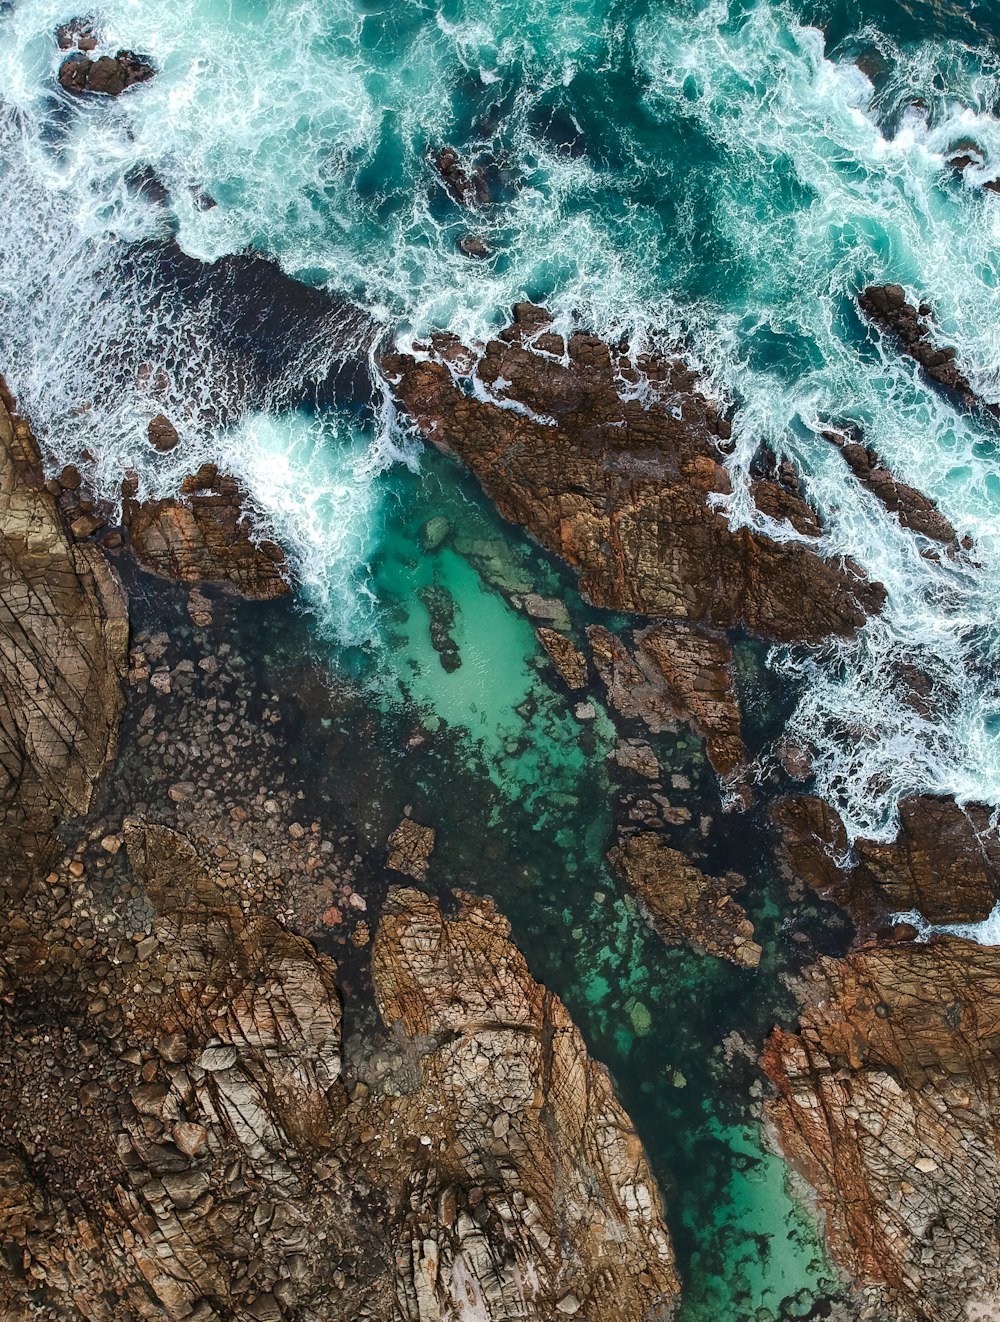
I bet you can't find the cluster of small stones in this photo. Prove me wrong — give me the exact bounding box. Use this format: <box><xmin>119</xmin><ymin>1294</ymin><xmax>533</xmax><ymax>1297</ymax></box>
<box><xmin>116</xmin><ymin>593</ymin><xmax>372</xmax><ymax>947</ymax></box>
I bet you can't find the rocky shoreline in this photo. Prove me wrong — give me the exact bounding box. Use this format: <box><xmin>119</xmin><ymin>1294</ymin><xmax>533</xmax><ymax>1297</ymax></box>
<box><xmin>3</xmin><ymin>277</ymin><xmax>1000</xmax><ymax>1322</ymax></box>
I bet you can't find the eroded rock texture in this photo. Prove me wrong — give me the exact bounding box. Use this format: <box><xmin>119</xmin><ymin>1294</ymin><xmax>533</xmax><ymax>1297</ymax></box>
<box><xmin>858</xmin><ymin>286</ymin><xmax>985</xmax><ymax>414</ymax></box>
<box><xmin>0</xmin><ymin>825</ymin><xmax>678</xmax><ymax>1322</ymax></box>
<box><xmin>823</xmin><ymin>432</ymin><xmax>959</xmax><ymax>546</ymax></box>
<box><xmin>772</xmin><ymin>794</ymin><xmax>1000</xmax><ymax>926</ymax></box>
<box><xmin>764</xmin><ymin>941</ymin><xmax>1000</xmax><ymax>1322</ymax></box>
<box><xmin>609</xmin><ymin>831</ymin><xmax>761</xmax><ymax>968</ymax></box>
<box><xmin>124</xmin><ymin>464</ymin><xmax>290</xmax><ymax>599</ymax></box>
<box><xmin>384</xmin><ymin>305</ymin><xmax>883</xmax><ymax>644</ymax></box>
<box><xmin>371</xmin><ymin>886</ymin><xmax>679</xmax><ymax>1320</ymax></box>
<box><xmin>588</xmin><ymin>623</ymin><xmax>743</xmax><ymax>781</ymax></box>
<box><xmin>0</xmin><ymin>389</ymin><xmax>127</xmax><ymax>876</ymax></box>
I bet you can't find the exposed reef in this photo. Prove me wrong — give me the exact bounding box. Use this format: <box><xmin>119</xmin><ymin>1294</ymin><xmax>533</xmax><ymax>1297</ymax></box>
<box><xmin>384</xmin><ymin>304</ymin><xmax>884</xmax><ymax>645</ymax></box>
<box><xmin>772</xmin><ymin>794</ymin><xmax>1000</xmax><ymax>928</ymax></box>
<box><xmin>610</xmin><ymin>831</ymin><xmax>761</xmax><ymax>968</ymax></box>
<box><xmin>764</xmin><ymin>940</ymin><xmax>1000</xmax><ymax>1322</ymax></box>
<box><xmin>123</xmin><ymin>463</ymin><xmax>290</xmax><ymax>599</ymax></box>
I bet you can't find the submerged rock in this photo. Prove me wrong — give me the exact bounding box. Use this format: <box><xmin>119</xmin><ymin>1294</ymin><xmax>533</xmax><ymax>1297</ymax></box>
<box><xmin>772</xmin><ymin>794</ymin><xmax>1000</xmax><ymax>927</ymax></box>
<box><xmin>0</xmin><ymin>384</ymin><xmax>127</xmax><ymax>877</ymax></box>
<box><xmin>417</xmin><ymin>582</ymin><xmax>461</xmax><ymax>671</ymax></box>
<box><xmin>609</xmin><ymin>831</ymin><xmax>761</xmax><ymax>968</ymax></box>
<box><xmin>764</xmin><ymin>940</ymin><xmax>1000</xmax><ymax>1322</ymax></box>
<box><xmin>123</xmin><ymin>465</ymin><xmax>290</xmax><ymax>599</ymax></box>
<box><xmin>384</xmin><ymin>305</ymin><xmax>883</xmax><ymax>644</ymax></box>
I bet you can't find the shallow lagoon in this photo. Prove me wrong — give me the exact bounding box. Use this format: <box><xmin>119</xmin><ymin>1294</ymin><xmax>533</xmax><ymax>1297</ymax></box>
<box><xmin>188</xmin><ymin>447</ymin><xmax>852</xmax><ymax>1320</ymax></box>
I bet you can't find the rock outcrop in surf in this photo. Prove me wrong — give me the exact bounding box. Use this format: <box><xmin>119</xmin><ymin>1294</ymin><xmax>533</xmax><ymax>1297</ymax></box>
<box><xmin>385</xmin><ymin>305</ymin><xmax>884</xmax><ymax>646</ymax></box>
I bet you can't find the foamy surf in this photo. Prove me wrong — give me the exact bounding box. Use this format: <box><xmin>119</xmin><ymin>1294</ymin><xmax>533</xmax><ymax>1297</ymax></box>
<box><xmin>2</xmin><ymin>0</ymin><xmax>1000</xmax><ymax>833</ymax></box>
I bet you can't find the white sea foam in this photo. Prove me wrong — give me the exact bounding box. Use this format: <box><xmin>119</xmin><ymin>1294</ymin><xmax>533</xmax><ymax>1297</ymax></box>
<box><xmin>891</xmin><ymin>903</ymin><xmax>1000</xmax><ymax>946</ymax></box>
<box><xmin>2</xmin><ymin>0</ymin><xmax>1000</xmax><ymax>833</ymax></box>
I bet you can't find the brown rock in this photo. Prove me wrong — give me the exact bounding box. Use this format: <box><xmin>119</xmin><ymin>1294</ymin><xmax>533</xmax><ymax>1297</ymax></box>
<box><xmin>859</xmin><ymin>286</ymin><xmax>990</xmax><ymax>415</ymax></box>
<box><xmin>123</xmin><ymin>470</ymin><xmax>290</xmax><ymax>599</ymax></box>
<box><xmin>772</xmin><ymin>794</ymin><xmax>1000</xmax><ymax>926</ymax></box>
<box><xmin>384</xmin><ymin>308</ymin><xmax>883</xmax><ymax>644</ymax></box>
<box><xmin>764</xmin><ymin>940</ymin><xmax>1000</xmax><ymax>1321</ymax></box>
<box><xmin>371</xmin><ymin>886</ymin><xmax>680</xmax><ymax>1316</ymax></box>
<box><xmin>147</xmin><ymin>414</ymin><xmax>180</xmax><ymax>453</ymax></box>
<box><xmin>609</xmin><ymin>832</ymin><xmax>761</xmax><ymax>968</ymax></box>
<box><xmin>59</xmin><ymin>49</ymin><xmax>154</xmax><ymax>96</ymax></box>
<box><xmin>823</xmin><ymin>430</ymin><xmax>959</xmax><ymax>545</ymax></box>
<box><xmin>536</xmin><ymin>627</ymin><xmax>588</xmax><ymax>689</ymax></box>
<box><xmin>0</xmin><ymin>387</ymin><xmax>127</xmax><ymax>880</ymax></box>
<box><xmin>588</xmin><ymin>622</ymin><xmax>743</xmax><ymax>781</ymax></box>
<box><xmin>386</xmin><ymin>817</ymin><xmax>435</xmax><ymax>880</ymax></box>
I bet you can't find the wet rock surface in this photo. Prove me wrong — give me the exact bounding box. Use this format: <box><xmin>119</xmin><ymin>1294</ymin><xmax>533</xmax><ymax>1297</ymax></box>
<box><xmin>124</xmin><ymin>464</ymin><xmax>290</xmax><ymax>599</ymax></box>
<box><xmin>610</xmin><ymin>831</ymin><xmax>762</xmax><ymax>968</ymax></box>
<box><xmin>0</xmin><ymin>385</ymin><xmax>127</xmax><ymax>878</ymax></box>
<box><xmin>537</xmin><ymin>625</ymin><xmax>589</xmax><ymax>690</ymax></box>
<box><xmin>384</xmin><ymin>304</ymin><xmax>884</xmax><ymax>645</ymax></box>
<box><xmin>763</xmin><ymin>940</ymin><xmax>1000</xmax><ymax>1322</ymax></box>
<box><xmin>588</xmin><ymin>622</ymin><xmax>743</xmax><ymax>782</ymax></box>
<box><xmin>858</xmin><ymin>286</ymin><xmax>990</xmax><ymax>415</ymax></box>
<box><xmin>823</xmin><ymin>430</ymin><xmax>960</xmax><ymax>546</ymax></box>
<box><xmin>59</xmin><ymin>49</ymin><xmax>155</xmax><ymax>96</ymax></box>
<box><xmin>772</xmin><ymin>794</ymin><xmax>1000</xmax><ymax>927</ymax></box>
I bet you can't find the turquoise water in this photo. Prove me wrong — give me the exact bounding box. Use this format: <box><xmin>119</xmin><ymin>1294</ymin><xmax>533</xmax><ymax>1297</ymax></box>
<box><xmin>4</xmin><ymin>0</ymin><xmax>1000</xmax><ymax>834</ymax></box>
<box><xmin>2</xmin><ymin>0</ymin><xmax>999</xmax><ymax>1313</ymax></box>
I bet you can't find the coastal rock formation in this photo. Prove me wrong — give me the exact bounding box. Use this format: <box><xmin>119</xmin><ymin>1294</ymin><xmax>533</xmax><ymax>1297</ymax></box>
<box><xmin>124</xmin><ymin>464</ymin><xmax>290</xmax><ymax>599</ymax></box>
<box><xmin>384</xmin><ymin>304</ymin><xmax>883</xmax><ymax>644</ymax></box>
<box><xmin>371</xmin><ymin>886</ymin><xmax>679</xmax><ymax>1319</ymax></box>
<box><xmin>59</xmin><ymin>50</ymin><xmax>155</xmax><ymax>96</ymax></box>
<box><xmin>0</xmin><ymin>387</ymin><xmax>127</xmax><ymax>877</ymax></box>
<box><xmin>764</xmin><ymin>940</ymin><xmax>1000</xmax><ymax>1322</ymax></box>
<box><xmin>858</xmin><ymin>286</ymin><xmax>983</xmax><ymax>411</ymax></box>
<box><xmin>537</xmin><ymin>626</ymin><xmax>588</xmax><ymax>690</ymax></box>
<box><xmin>385</xmin><ymin>816</ymin><xmax>436</xmax><ymax>880</ymax></box>
<box><xmin>609</xmin><ymin>831</ymin><xmax>761</xmax><ymax>968</ymax></box>
<box><xmin>0</xmin><ymin>827</ymin><xmax>678</xmax><ymax>1322</ymax></box>
<box><xmin>772</xmin><ymin>794</ymin><xmax>1000</xmax><ymax>926</ymax></box>
<box><xmin>588</xmin><ymin>623</ymin><xmax>743</xmax><ymax>780</ymax></box>
<box><xmin>823</xmin><ymin>431</ymin><xmax>959</xmax><ymax>545</ymax></box>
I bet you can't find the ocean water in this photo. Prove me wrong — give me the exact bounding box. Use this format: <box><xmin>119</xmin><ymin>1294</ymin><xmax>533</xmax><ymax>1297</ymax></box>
<box><xmin>2</xmin><ymin>0</ymin><xmax>999</xmax><ymax>1315</ymax></box>
<box><xmin>3</xmin><ymin>0</ymin><xmax>1000</xmax><ymax>837</ymax></box>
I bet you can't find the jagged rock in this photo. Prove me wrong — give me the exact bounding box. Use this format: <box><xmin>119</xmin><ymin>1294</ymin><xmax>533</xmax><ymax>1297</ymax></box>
<box><xmin>0</xmin><ymin>830</ymin><xmax>678</xmax><ymax>1322</ymax></box>
<box><xmin>59</xmin><ymin>50</ymin><xmax>154</xmax><ymax>96</ymax></box>
<box><xmin>386</xmin><ymin>817</ymin><xmax>435</xmax><ymax>880</ymax></box>
<box><xmin>384</xmin><ymin>306</ymin><xmax>883</xmax><ymax>644</ymax></box>
<box><xmin>0</xmin><ymin>386</ymin><xmax>127</xmax><ymax>878</ymax></box>
<box><xmin>858</xmin><ymin>286</ymin><xmax>988</xmax><ymax>414</ymax></box>
<box><xmin>763</xmin><ymin>940</ymin><xmax>1000</xmax><ymax>1322</ymax></box>
<box><xmin>123</xmin><ymin>468</ymin><xmax>290</xmax><ymax>599</ymax></box>
<box><xmin>371</xmin><ymin>886</ymin><xmax>680</xmax><ymax>1318</ymax></box>
<box><xmin>536</xmin><ymin>626</ymin><xmax>588</xmax><ymax>689</ymax></box>
<box><xmin>417</xmin><ymin>583</ymin><xmax>461</xmax><ymax>671</ymax></box>
<box><xmin>823</xmin><ymin>430</ymin><xmax>959</xmax><ymax>545</ymax></box>
<box><xmin>588</xmin><ymin>622</ymin><xmax>743</xmax><ymax>781</ymax></box>
<box><xmin>772</xmin><ymin>794</ymin><xmax>1000</xmax><ymax>926</ymax></box>
<box><xmin>609</xmin><ymin>832</ymin><xmax>761</xmax><ymax>968</ymax></box>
